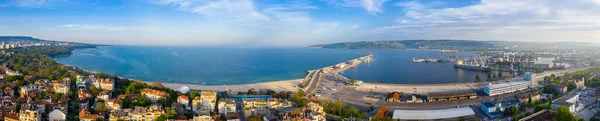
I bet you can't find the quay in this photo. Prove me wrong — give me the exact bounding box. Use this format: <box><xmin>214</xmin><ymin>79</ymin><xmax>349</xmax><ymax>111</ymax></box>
<box><xmin>301</xmin><ymin>53</ymin><xmax>373</xmax><ymax>95</ymax></box>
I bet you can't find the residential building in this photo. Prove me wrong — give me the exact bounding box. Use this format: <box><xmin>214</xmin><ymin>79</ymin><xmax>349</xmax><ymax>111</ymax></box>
<box><xmin>568</xmin><ymin>77</ymin><xmax>585</xmax><ymax>88</ymax></box>
<box><xmin>524</xmin><ymin>72</ymin><xmax>536</xmax><ymax>86</ymax></box>
<box><xmin>92</xmin><ymin>78</ymin><xmax>114</xmax><ymax>91</ymax></box>
<box><xmin>386</xmin><ymin>91</ymin><xmax>401</xmax><ymax>102</ymax></box>
<box><xmin>177</xmin><ymin>94</ymin><xmax>190</xmax><ymax>108</ymax></box>
<box><xmin>194</xmin><ymin>115</ymin><xmax>214</xmax><ymax>121</ymax></box>
<box><xmin>519</xmin><ymin>92</ymin><xmax>541</xmax><ymax>104</ymax></box>
<box><xmin>218</xmin><ymin>98</ymin><xmax>237</xmax><ymax>115</ymax></box>
<box><xmin>53</xmin><ymin>84</ymin><xmax>69</xmax><ymax>95</ymax></box>
<box><xmin>243</xmin><ymin>98</ymin><xmax>268</xmax><ymax>117</ymax></box>
<box><xmin>76</xmin><ymin>75</ymin><xmax>94</xmax><ymax>89</ymax></box>
<box><xmin>4</xmin><ymin>113</ymin><xmax>19</xmax><ymax>121</ymax></box>
<box><xmin>306</xmin><ymin>102</ymin><xmax>326</xmax><ymax>121</ymax></box>
<box><xmin>484</xmin><ymin>80</ymin><xmax>531</xmax><ymax>96</ymax></box>
<box><xmin>19</xmin><ymin>103</ymin><xmax>42</xmax><ymax>121</ymax></box>
<box><xmin>141</xmin><ymin>88</ymin><xmax>168</xmax><ymax>102</ymax></box>
<box><xmin>552</xmin><ymin>93</ymin><xmax>580</xmax><ymax>113</ymax></box>
<box><xmin>200</xmin><ymin>91</ymin><xmax>217</xmax><ymax>114</ymax></box>
<box><xmin>78</xmin><ymin>89</ymin><xmax>92</xmax><ymax>99</ymax></box>
<box><xmin>550</xmin><ymin>84</ymin><xmax>568</xmax><ymax>94</ymax></box>
<box><xmin>4</xmin><ymin>87</ymin><xmax>13</xmax><ymax>97</ymax></box>
<box><xmin>192</xmin><ymin>96</ymin><xmax>202</xmax><ymax>111</ymax></box>
<box><xmin>130</xmin><ymin>104</ymin><xmax>165</xmax><ymax>121</ymax></box>
<box><xmin>96</xmin><ymin>91</ymin><xmax>111</xmax><ymax>101</ymax></box>
<box><xmin>480</xmin><ymin>100</ymin><xmax>520</xmax><ymax>119</ymax></box>
<box><xmin>107</xmin><ymin>99</ymin><xmax>122</xmax><ymax>110</ymax></box>
<box><xmin>268</xmin><ymin>98</ymin><xmax>293</xmax><ymax>110</ymax></box>
<box><xmin>80</xmin><ymin>108</ymin><xmax>103</xmax><ymax>121</ymax></box>
<box><xmin>109</xmin><ymin>109</ymin><xmax>131</xmax><ymax>121</ymax></box>
<box><xmin>49</xmin><ymin>109</ymin><xmax>66</xmax><ymax>121</ymax></box>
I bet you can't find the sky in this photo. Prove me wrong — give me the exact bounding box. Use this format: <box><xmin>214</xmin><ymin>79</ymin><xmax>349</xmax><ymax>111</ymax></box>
<box><xmin>0</xmin><ymin>0</ymin><xmax>599</xmax><ymax>46</ymax></box>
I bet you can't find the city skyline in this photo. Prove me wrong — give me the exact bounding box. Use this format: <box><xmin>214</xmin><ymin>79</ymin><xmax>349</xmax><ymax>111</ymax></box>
<box><xmin>1</xmin><ymin>0</ymin><xmax>599</xmax><ymax>46</ymax></box>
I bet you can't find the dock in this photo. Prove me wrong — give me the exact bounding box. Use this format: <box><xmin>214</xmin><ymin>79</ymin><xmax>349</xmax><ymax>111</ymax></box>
<box><xmin>301</xmin><ymin>54</ymin><xmax>373</xmax><ymax>95</ymax></box>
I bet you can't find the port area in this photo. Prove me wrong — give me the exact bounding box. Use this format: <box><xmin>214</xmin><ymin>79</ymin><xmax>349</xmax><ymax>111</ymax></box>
<box><xmin>312</xmin><ymin>64</ymin><xmax>593</xmax><ymax>111</ymax></box>
<box><xmin>300</xmin><ymin>53</ymin><xmax>373</xmax><ymax>96</ymax></box>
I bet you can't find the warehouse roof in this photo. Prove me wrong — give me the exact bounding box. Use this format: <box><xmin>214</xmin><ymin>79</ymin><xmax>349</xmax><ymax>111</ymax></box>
<box><xmin>392</xmin><ymin>107</ymin><xmax>475</xmax><ymax>120</ymax></box>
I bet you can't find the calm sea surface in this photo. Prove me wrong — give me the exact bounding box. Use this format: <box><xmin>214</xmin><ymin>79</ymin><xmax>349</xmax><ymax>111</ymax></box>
<box><xmin>52</xmin><ymin>46</ymin><xmax>485</xmax><ymax>85</ymax></box>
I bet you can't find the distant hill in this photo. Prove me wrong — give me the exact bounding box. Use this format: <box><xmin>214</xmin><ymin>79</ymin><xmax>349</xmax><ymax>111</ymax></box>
<box><xmin>309</xmin><ymin>40</ymin><xmax>496</xmax><ymax>50</ymax></box>
<box><xmin>0</xmin><ymin>36</ymin><xmax>91</xmax><ymax>46</ymax></box>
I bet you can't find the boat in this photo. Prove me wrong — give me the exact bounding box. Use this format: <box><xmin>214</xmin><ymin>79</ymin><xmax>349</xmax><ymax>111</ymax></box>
<box><xmin>454</xmin><ymin>60</ymin><xmax>491</xmax><ymax>71</ymax></box>
<box><xmin>449</xmin><ymin>55</ymin><xmax>459</xmax><ymax>58</ymax></box>
<box><xmin>412</xmin><ymin>58</ymin><xmax>425</xmax><ymax>63</ymax></box>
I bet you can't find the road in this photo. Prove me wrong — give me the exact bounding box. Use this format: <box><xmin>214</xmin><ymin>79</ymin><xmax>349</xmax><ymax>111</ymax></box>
<box><xmin>304</xmin><ymin>70</ymin><xmax>322</xmax><ymax>96</ymax></box>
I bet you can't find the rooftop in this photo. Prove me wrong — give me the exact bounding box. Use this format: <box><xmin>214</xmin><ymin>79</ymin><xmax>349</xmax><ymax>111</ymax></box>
<box><xmin>427</xmin><ymin>90</ymin><xmax>476</xmax><ymax>98</ymax></box>
<box><xmin>392</xmin><ymin>107</ymin><xmax>475</xmax><ymax>120</ymax></box>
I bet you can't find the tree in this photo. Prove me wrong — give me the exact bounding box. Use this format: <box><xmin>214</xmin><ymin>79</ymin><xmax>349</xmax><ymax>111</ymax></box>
<box><xmin>89</xmin><ymin>85</ymin><xmax>102</xmax><ymax>96</ymax></box>
<box><xmin>95</xmin><ymin>102</ymin><xmax>108</xmax><ymax>112</ymax></box>
<box><xmin>475</xmin><ymin>74</ymin><xmax>481</xmax><ymax>82</ymax></box>
<box><xmin>157</xmin><ymin>115</ymin><xmax>168</xmax><ymax>121</ymax></box>
<box><xmin>350</xmin><ymin>78</ymin><xmax>356</xmax><ymax>84</ymax></box>
<box><xmin>555</xmin><ymin>106</ymin><xmax>577</xmax><ymax>121</ymax></box>
<box><xmin>189</xmin><ymin>90</ymin><xmax>199</xmax><ymax>99</ymax></box>
<box><xmin>528</xmin><ymin>96</ymin><xmax>533</xmax><ymax>105</ymax></box>
<box><xmin>487</xmin><ymin>72</ymin><xmax>492</xmax><ymax>81</ymax></box>
<box><xmin>498</xmin><ymin>71</ymin><xmax>503</xmax><ymax>79</ymax></box>
<box><xmin>504</xmin><ymin>106</ymin><xmax>518</xmax><ymax>116</ymax></box>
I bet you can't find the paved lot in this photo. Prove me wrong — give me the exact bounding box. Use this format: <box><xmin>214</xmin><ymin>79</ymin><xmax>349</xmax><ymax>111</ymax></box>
<box><xmin>576</xmin><ymin>107</ymin><xmax>598</xmax><ymax>121</ymax></box>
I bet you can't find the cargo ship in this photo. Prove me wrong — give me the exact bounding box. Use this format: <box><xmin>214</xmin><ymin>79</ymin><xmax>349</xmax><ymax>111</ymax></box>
<box><xmin>454</xmin><ymin>59</ymin><xmax>491</xmax><ymax>71</ymax></box>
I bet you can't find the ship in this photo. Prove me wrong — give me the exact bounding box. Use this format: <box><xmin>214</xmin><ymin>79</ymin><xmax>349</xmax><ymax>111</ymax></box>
<box><xmin>412</xmin><ymin>58</ymin><xmax>425</xmax><ymax>63</ymax></box>
<box><xmin>454</xmin><ymin>59</ymin><xmax>491</xmax><ymax>71</ymax></box>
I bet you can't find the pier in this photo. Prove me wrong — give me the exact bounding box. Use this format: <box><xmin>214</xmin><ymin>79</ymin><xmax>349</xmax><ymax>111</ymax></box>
<box><xmin>301</xmin><ymin>54</ymin><xmax>373</xmax><ymax>95</ymax></box>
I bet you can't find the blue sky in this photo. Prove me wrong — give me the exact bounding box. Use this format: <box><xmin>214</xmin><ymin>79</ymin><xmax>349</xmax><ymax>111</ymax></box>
<box><xmin>1</xmin><ymin>0</ymin><xmax>599</xmax><ymax>46</ymax></box>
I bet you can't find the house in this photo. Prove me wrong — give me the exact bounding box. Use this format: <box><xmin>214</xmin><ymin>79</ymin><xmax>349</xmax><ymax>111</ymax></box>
<box><xmin>141</xmin><ymin>89</ymin><xmax>168</xmax><ymax>102</ymax></box>
<box><xmin>372</xmin><ymin>106</ymin><xmax>389</xmax><ymax>119</ymax></box>
<box><xmin>177</xmin><ymin>94</ymin><xmax>190</xmax><ymax>108</ymax></box>
<box><xmin>78</xmin><ymin>89</ymin><xmax>93</xmax><ymax>99</ymax></box>
<box><xmin>130</xmin><ymin>104</ymin><xmax>165</xmax><ymax>121</ymax></box>
<box><xmin>109</xmin><ymin>109</ymin><xmax>131</xmax><ymax>121</ymax></box>
<box><xmin>92</xmin><ymin>78</ymin><xmax>114</xmax><ymax>91</ymax></box>
<box><xmin>552</xmin><ymin>93</ymin><xmax>579</xmax><ymax>113</ymax></box>
<box><xmin>3</xmin><ymin>87</ymin><xmax>13</xmax><ymax>97</ymax></box>
<box><xmin>519</xmin><ymin>92</ymin><xmax>541</xmax><ymax>104</ymax></box>
<box><xmin>49</xmin><ymin>109</ymin><xmax>66</xmax><ymax>121</ymax></box>
<box><xmin>218</xmin><ymin>98</ymin><xmax>237</xmax><ymax>115</ymax></box>
<box><xmin>306</xmin><ymin>102</ymin><xmax>326</xmax><ymax>121</ymax></box>
<box><xmin>568</xmin><ymin>77</ymin><xmax>585</xmax><ymax>88</ymax></box>
<box><xmin>194</xmin><ymin>115</ymin><xmax>214</xmax><ymax>121</ymax></box>
<box><xmin>77</xmin><ymin>75</ymin><xmax>94</xmax><ymax>89</ymax></box>
<box><xmin>192</xmin><ymin>96</ymin><xmax>202</xmax><ymax>111</ymax></box>
<box><xmin>386</xmin><ymin>91</ymin><xmax>401</xmax><ymax>102</ymax></box>
<box><xmin>551</xmin><ymin>84</ymin><xmax>568</xmax><ymax>94</ymax></box>
<box><xmin>267</xmin><ymin>98</ymin><xmax>293</xmax><ymax>110</ymax></box>
<box><xmin>243</xmin><ymin>98</ymin><xmax>268</xmax><ymax>117</ymax></box>
<box><xmin>80</xmin><ymin>108</ymin><xmax>103</xmax><ymax>121</ymax></box>
<box><xmin>53</xmin><ymin>84</ymin><xmax>69</xmax><ymax>95</ymax></box>
<box><xmin>79</xmin><ymin>98</ymin><xmax>90</xmax><ymax>108</ymax></box>
<box><xmin>96</xmin><ymin>91</ymin><xmax>112</xmax><ymax>101</ymax></box>
<box><xmin>107</xmin><ymin>99</ymin><xmax>122</xmax><ymax>110</ymax></box>
<box><xmin>200</xmin><ymin>91</ymin><xmax>217</xmax><ymax>114</ymax></box>
<box><xmin>19</xmin><ymin>103</ymin><xmax>42</xmax><ymax>121</ymax></box>
<box><xmin>480</xmin><ymin>100</ymin><xmax>520</xmax><ymax>119</ymax></box>
<box><xmin>4</xmin><ymin>113</ymin><xmax>19</xmax><ymax>121</ymax></box>
<box><xmin>118</xmin><ymin>94</ymin><xmax>139</xmax><ymax>101</ymax></box>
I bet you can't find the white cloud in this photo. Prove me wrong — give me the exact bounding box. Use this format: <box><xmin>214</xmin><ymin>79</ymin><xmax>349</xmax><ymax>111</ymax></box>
<box><xmin>326</xmin><ymin>0</ymin><xmax>390</xmax><ymax>14</ymax></box>
<box><xmin>54</xmin><ymin>24</ymin><xmax>158</xmax><ymax>31</ymax></box>
<box><xmin>362</xmin><ymin>0</ymin><xmax>600</xmax><ymax>42</ymax></box>
<box><xmin>156</xmin><ymin>0</ymin><xmax>269</xmax><ymax>22</ymax></box>
<box><xmin>350</xmin><ymin>24</ymin><xmax>359</xmax><ymax>29</ymax></box>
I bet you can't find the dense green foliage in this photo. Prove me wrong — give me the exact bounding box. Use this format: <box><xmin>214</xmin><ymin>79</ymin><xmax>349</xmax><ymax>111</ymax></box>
<box><xmin>6</xmin><ymin>46</ymin><xmax>95</xmax><ymax>80</ymax></box>
<box><xmin>309</xmin><ymin>40</ymin><xmax>496</xmax><ymax>49</ymax></box>
<box><xmin>555</xmin><ymin>106</ymin><xmax>577</xmax><ymax>121</ymax></box>
<box><xmin>319</xmin><ymin>99</ymin><xmax>366</xmax><ymax>119</ymax></box>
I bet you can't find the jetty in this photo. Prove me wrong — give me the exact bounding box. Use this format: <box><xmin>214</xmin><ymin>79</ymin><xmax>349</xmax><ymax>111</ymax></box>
<box><xmin>301</xmin><ymin>54</ymin><xmax>373</xmax><ymax>95</ymax></box>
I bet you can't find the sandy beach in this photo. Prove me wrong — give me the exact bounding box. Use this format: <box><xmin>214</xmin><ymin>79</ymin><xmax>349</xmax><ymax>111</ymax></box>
<box><xmin>151</xmin><ymin>79</ymin><xmax>303</xmax><ymax>92</ymax></box>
